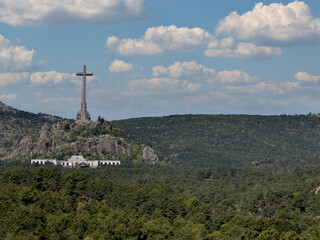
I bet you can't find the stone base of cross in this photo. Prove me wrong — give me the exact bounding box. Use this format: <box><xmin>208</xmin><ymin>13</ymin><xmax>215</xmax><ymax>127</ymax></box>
<box><xmin>76</xmin><ymin>107</ymin><xmax>91</xmax><ymax>122</ymax></box>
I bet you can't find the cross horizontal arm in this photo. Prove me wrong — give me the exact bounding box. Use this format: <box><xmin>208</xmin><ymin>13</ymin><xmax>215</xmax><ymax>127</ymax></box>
<box><xmin>76</xmin><ymin>72</ymin><xmax>93</xmax><ymax>76</ymax></box>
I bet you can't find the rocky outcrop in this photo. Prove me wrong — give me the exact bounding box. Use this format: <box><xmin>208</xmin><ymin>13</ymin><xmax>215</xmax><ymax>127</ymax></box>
<box><xmin>143</xmin><ymin>146</ymin><xmax>159</xmax><ymax>164</ymax></box>
<box><xmin>3</xmin><ymin>121</ymin><xmax>134</xmax><ymax>161</ymax></box>
<box><xmin>0</xmin><ymin>102</ymin><xmax>159</xmax><ymax>164</ymax></box>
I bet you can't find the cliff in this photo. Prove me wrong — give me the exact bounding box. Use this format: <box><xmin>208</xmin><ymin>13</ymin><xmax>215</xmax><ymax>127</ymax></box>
<box><xmin>3</xmin><ymin>121</ymin><xmax>132</xmax><ymax>160</ymax></box>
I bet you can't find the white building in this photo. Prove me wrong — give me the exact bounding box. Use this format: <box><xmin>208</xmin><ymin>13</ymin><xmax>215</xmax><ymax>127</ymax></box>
<box><xmin>31</xmin><ymin>155</ymin><xmax>121</xmax><ymax>168</ymax></box>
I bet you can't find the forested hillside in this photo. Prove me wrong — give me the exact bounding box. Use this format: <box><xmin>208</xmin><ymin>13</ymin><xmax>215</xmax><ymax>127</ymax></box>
<box><xmin>1</xmin><ymin>165</ymin><xmax>320</xmax><ymax>239</ymax></box>
<box><xmin>113</xmin><ymin>114</ymin><xmax>320</xmax><ymax>167</ymax></box>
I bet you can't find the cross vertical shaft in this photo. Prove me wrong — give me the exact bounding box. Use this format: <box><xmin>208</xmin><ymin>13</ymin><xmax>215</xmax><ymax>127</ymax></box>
<box><xmin>76</xmin><ymin>65</ymin><xmax>93</xmax><ymax>122</ymax></box>
<box><xmin>82</xmin><ymin>65</ymin><xmax>87</xmax><ymax>111</ymax></box>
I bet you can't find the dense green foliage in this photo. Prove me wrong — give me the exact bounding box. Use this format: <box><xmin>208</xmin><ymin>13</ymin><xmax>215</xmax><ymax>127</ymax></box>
<box><xmin>1</xmin><ymin>165</ymin><xmax>320</xmax><ymax>239</ymax></box>
<box><xmin>113</xmin><ymin>114</ymin><xmax>320</xmax><ymax>167</ymax></box>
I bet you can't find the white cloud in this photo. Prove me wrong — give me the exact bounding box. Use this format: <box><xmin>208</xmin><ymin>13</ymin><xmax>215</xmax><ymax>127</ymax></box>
<box><xmin>208</xmin><ymin>70</ymin><xmax>258</xmax><ymax>84</ymax></box>
<box><xmin>187</xmin><ymin>91</ymin><xmax>228</xmax><ymax>103</ymax></box>
<box><xmin>107</xmin><ymin>25</ymin><xmax>214</xmax><ymax>55</ymax></box>
<box><xmin>153</xmin><ymin>61</ymin><xmax>215</xmax><ymax>78</ymax></box>
<box><xmin>226</xmin><ymin>81</ymin><xmax>300</xmax><ymax>94</ymax></box>
<box><xmin>0</xmin><ymin>0</ymin><xmax>147</xmax><ymax>26</ymax></box>
<box><xmin>216</xmin><ymin>1</ymin><xmax>320</xmax><ymax>46</ymax></box>
<box><xmin>104</xmin><ymin>1</ymin><xmax>320</xmax><ymax>61</ymax></box>
<box><xmin>39</xmin><ymin>97</ymin><xmax>79</xmax><ymax>104</ymax></box>
<box><xmin>295</xmin><ymin>72</ymin><xmax>320</xmax><ymax>83</ymax></box>
<box><xmin>0</xmin><ymin>72</ymin><xmax>29</xmax><ymax>86</ymax></box>
<box><xmin>153</xmin><ymin>61</ymin><xmax>257</xmax><ymax>84</ymax></box>
<box><xmin>90</xmin><ymin>88</ymin><xmax>153</xmax><ymax>102</ymax></box>
<box><xmin>129</xmin><ymin>77</ymin><xmax>202</xmax><ymax>93</ymax></box>
<box><xmin>0</xmin><ymin>35</ymin><xmax>40</xmax><ymax>72</ymax></box>
<box><xmin>0</xmin><ymin>93</ymin><xmax>18</xmax><ymax>101</ymax></box>
<box><xmin>278</xmin><ymin>82</ymin><xmax>301</xmax><ymax>94</ymax></box>
<box><xmin>185</xmin><ymin>83</ymin><xmax>202</xmax><ymax>93</ymax></box>
<box><xmin>30</xmin><ymin>71</ymin><xmax>99</xmax><ymax>87</ymax></box>
<box><xmin>205</xmin><ymin>42</ymin><xmax>281</xmax><ymax>60</ymax></box>
<box><xmin>109</xmin><ymin>59</ymin><xmax>133</xmax><ymax>73</ymax></box>
<box><xmin>30</xmin><ymin>71</ymin><xmax>75</xmax><ymax>85</ymax></box>
<box><xmin>70</xmin><ymin>76</ymin><xmax>99</xmax><ymax>88</ymax></box>
<box><xmin>129</xmin><ymin>77</ymin><xmax>181</xmax><ymax>89</ymax></box>
<box><xmin>130</xmin><ymin>62</ymin><xmax>214</xmax><ymax>93</ymax></box>
<box><xmin>106</xmin><ymin>23</ymin><xmax>281</xmax><ymax>59</ymax></box>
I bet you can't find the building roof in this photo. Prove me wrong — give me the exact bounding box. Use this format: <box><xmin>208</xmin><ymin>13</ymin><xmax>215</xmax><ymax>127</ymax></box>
<box><xmin>68</xmin><ymin>155</ymin><xmax>87</xmax><ymax>162</ymax></box>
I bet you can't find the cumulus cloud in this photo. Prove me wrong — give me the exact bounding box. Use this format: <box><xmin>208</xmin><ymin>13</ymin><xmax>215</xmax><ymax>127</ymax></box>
<box><xmin>226</xmin><ymin>81</ymin><xmax>300</xmax><ymax>94</ymax></box>
<box><xmin>153</xmin><ymin>61</ymin><xmax>257</xmax><ymax>84</ymax></box>
<box><xmin>39</xmin><ymin>97</ymin><xmax>79</xmax><ymax>104</ymax></box>
<box><xmin>0</xmin><ymin>93</ymin><xmax>18</xmax><ymax>101</ymax></box>
<box><xmin>30</xmin><ymin>71</ymin><xmax>75</xmax><ymax>85</ymax></box>
<box><xmin>107</xmin><ymin>25</ymin><xmax>214</xmax><ymax>55</ymax></box>
<box><xmin>71</xmin><ymin>76</ymin><xmax>99</xmax><ymax>88</ymax></box>
<box><xmin>104</xmin><ymin>1</ymin><xmax>320</xmax><ymax>60</ymax></box>
<box><xmin>129</xmin><ymin>77</ymin><xmax>181</xmax><ymax>89</ymax></box>
<box><xmin>0</xmin><ymin>0</ymin><xmax>147</xmax><ymax>26</ymax></box>
<box><xmin>129</xmin><ymin>77</ymin><xmax>202</xmax><ymax>93</ymax></box>
<box><xmin>109</xmin><ymin>59</ymin><xmax>133</xmax><ymax>73</ymax></box>
<box><xmin>187</xmin><ymin>91</ymin><xmax>228</xmax><ymax>103</ymax></box>
<box><xmin>0</xmin><ymin>35</ymin><xmax>40</xmax><ymax>72</ymax></box>
<box><xmin>208</xmin><ymin>70</ymin><xmax>258</xmax><ymax>84</ymax></box>
<box><xmin>295</xmin><ymin>72</ymin><xmax>320</xmax><ymax>83</ymax></box>
<box><xmin>0</xmin><ymin>72</ymin><xmax>29</xmax><ymax>86</ymax></box>
<box><xmin>153</xmin><ymin>61</ymin><xmax>215</xmax><ymax>78</ymax></box>
<box><xmin>205</xmin><ymin>42</ymin><xmax>281</xmax><ymax>60</ymax></box>
<box><xmin>185</xmin><ymin>83</ymin><xmax>202</xmax><ymax>93</ymax></box>
<box><xmin>30</xmin><ymin>71</ymin><xmax>99</xmax><ymax>86</ymax></box>
<box><xmin>216</xmin><ymin>1</ymin><xmax>320</xmax><ymax>46</ymax></box>
<box><xmin>106</xmin><ymin>23</ymin><xmax>282</xmax><ymax>59</ymax></box>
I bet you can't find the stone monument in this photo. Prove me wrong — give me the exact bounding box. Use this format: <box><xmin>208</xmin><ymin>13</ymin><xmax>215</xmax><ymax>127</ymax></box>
<box><xmin>76</xmin><ymin>65</ymin><xmax>93</xmax><ymax>122</ymax></box>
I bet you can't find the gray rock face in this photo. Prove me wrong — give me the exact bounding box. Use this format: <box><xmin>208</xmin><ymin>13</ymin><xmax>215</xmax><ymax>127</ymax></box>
<box><xmin>143</xmin><ymin>146</ymin><xmax>159</xmax><ymax>164</ymax></box>
<box><xmin>3</xmin><ymin>121</ymin><xmax>133</xmax><ymax>161</ymax></box>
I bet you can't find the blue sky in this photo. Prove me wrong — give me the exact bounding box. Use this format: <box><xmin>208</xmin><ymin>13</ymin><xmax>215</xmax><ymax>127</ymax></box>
<box><xmin>1</xmin><ymin>0</ymin><xmax>320</xmax><ymax>120</ymax></box>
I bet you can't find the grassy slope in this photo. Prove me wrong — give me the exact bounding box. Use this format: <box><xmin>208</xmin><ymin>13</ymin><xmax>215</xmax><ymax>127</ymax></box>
<box><xmin>112</xmin><ymin>114</ymin><xmax>320</xmax><ymax>167</ymax></box>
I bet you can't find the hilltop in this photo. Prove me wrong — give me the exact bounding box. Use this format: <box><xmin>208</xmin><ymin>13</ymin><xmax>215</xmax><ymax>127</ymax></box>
<box><xmin>0</xmin><ymin>102</ymin><xmax>157</xmax><ymax>164</ymax></box>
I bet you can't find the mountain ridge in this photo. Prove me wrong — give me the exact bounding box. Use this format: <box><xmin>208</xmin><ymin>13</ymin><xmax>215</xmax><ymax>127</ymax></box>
<box><xmin>2</xmin><ymin>101</ymin><xmax>320</xmax><ymax>167</ymax></box>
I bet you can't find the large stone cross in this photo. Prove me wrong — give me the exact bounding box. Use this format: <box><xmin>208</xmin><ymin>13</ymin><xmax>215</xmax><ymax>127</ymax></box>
<box><xmin>76</xmin><ymin>65</ymin><xmax>93</xmax><ymax>122</ymax></box>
